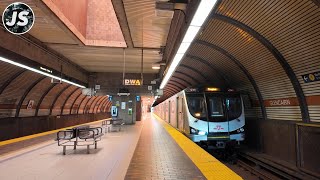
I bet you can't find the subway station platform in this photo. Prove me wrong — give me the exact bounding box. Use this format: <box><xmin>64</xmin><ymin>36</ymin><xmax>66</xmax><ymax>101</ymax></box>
<box><xmin>0</xmin><ymin>113</ymin><xmax>241</xmax><ymax>180</ymax></box>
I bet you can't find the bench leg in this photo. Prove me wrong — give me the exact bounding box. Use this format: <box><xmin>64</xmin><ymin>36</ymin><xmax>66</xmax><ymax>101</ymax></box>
<box><xmin>87</xmin><ymin>145</ymin><xmax>90</xmax><ymax>154</ymax></box>
<box><xmin>73</xmin><ymin>141</ymin><xmax>77</xmax><ymax>150</ymax></box>
<box><xmin>63</xmin><ymin>146</ymin><xmax>66</xmax><ymax>155</ymax></box>
<box><xmin>95</xmin><ymin>142</ymin><xmax>97</xmax><ymax>149</ymax></box>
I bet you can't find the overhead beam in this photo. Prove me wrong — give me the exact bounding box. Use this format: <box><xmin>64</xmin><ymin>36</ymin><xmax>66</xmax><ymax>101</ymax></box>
<box><xmin>172</xmin><ymin>76</ymin><xmax>192</xmax><ymax>87</ymax></box>
<box><xmin>96</xmin><ymin>97</ymin><xmax>108</xmax><ymax>113</ymax></box>
<box><xmin>186</xmin><ymin>54</ymin><xmax>231</xmax><ymax>86</ymax></box>
<box><xmin>32</xmin><ymin>0</ymin><xmax>84</xmax><ymax>45</ymax></box>
<box><xmin>175</xmin><ymin>71</ymin><xmax>200</xmax><ymax>84</ymax></box>
<box><xmin>49</xmin><ymin>85</ymin><xmax>72</xmax><ymax>115</ymax></box>
<box><xmin>196</xmin><ymin>40</ymin><xmax>267</xmax><ymax>121</ymax></box>
<box><xmin>111</xmin><ymin>0</ymin><xmax>134</xmax><ymax>48</ymax></box>
<box><xmin>169</xmin><ymin>79</ymin><xmax>188</xmax><ymax>89</ymax></box>
<box><xmin>77</xmin><ymin>96</ymin><xmax>88</xmax><ymax>114</ymax></box>
<box><xmin>35</xmin><ymin>83</ymin><xmax>57</xmax><ymax>116</ymax></box>
<box><xmin>69</xmin><ymin>92</ymin><xmax>83</xmax><ymax>114</ymax></box>
<box><xmin>16</xmin><ymin>76</ymin><xmax>46</xmax><ymax>117</ymax></box>
<box><xmin>60</xmin><ymin>88</ymin><xmax>80</xmax><ymax>115</ymax></box>
<box><xmin>89</xmin><ymin>96</ymin><xmax>103</xmax><ymax>113</ymax></box>
<box><xmin>100</xmin><ymin>99</ymin><xmax>110</xmax><ymax>113</ymax></box>
<box><xmin>168</xmin><ymin>81</ymin><xmax>185</xmax><ymax>90</ymax></box>
<box><xmin>180</xmin><ymin>64</ymin><xmax>211</xmax><ymax>83</ymax></box>
<box><xmin>83</xmin><ymin>96</ymin><xmax>97</xmax><ymax>114</ymax></box>
<box><xmin>0</xmin><ymin>69</ymin><xmax>26</xmax><ymax>95</ymax></box>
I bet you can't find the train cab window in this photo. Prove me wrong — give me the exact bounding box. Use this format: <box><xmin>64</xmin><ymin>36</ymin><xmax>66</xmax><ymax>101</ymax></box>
<box><xmin>226</xmin><ymin>96</ymin><xmax>242</xmax><ymax>119</ymax></box>
<box><xmin>207</xmin><ymin>96</ymin><xmax>224</xmax><ymax>118</ymax></box>
<box><xmin>186</xmin><ymin>94</ymin><xmax>206</xmax><ymax>119</ymax></box>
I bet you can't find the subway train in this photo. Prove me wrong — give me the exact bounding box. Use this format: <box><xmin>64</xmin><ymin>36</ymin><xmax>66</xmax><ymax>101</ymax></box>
<box><xmin>153</xmin><ymin>86</ymin><xmax>245</xmax><ymax>149</ymax></box>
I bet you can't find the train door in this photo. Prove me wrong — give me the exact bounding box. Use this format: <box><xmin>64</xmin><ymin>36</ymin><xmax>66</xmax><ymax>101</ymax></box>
<box><xmin>178</xmin><ymin>96</ymin><xmax>184</xmax><ymax>131</ymax></box>
<box><xmin>168</xmin><ymin>101</ymin><xmax>171</xmax><ymax>123</ymax></box>
<box><xmin>176</xmin><ymin>97</ymin><xmax>179</xmax><ymax>128</ymax></box>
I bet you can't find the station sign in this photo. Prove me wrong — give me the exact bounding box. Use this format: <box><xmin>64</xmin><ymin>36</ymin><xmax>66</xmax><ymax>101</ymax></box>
<box><xmin>265</xmin><ymin>97</ymin><xmax>299</xmax><ymax>107</ymax></box>
<box><xmin>302</xmin><ymin>71</ymin><xmax>320</xmax><ymax>83</ymax></box>
<box><xmin>26</xmin><ymin>100</ymin><xmax>34</xmax><ymax>109</ymax></box>
<box><xmin>124</xmin><ymin>79</ymin><xmax>142</xmax><ymax>86</ymax></box>
<box><xmin>39</xmin><ymin>66</ymin><xmax>53</xmax><ymax>74</ymax></box>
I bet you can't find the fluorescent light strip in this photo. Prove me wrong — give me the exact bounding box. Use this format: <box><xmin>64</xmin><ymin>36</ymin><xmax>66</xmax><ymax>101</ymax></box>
<box><xmin>0</xmin><ymin>56</ymin><xmax>86</xmax><ymax>88</ymax></box>
<box><xmin>159</xmin><ymin>0</ymin><xmax>218</xmax><ymax>89</ymax></box>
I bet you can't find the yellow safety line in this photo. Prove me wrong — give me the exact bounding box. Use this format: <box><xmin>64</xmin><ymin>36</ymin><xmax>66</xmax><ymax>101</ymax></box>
<box><xmin>153</xmin><ymin>114</ymin><xmax>243</xmax><ymax>180</ymax></box>
<box><xmin>0</xmin><ymin>118</ymin><xmax>111</xmax><ymax>147</ymax></box>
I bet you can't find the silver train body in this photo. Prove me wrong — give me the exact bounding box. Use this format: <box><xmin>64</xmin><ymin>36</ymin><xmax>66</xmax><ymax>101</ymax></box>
<box><xmin>153</xmin><ymin>87</ymin><xmax>245</xmax><ymax>148</ymax></box>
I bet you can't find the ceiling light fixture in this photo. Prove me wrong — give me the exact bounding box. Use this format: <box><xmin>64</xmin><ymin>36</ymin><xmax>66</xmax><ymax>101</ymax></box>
<box><xmin>152</xmin><ymin>64</ymin><xmax>161</xmax><ymax>70</ymax></box>
<box><xmin>159</xmin><ymin>0</ymin><xmax>218</xmax><ymax>89</ymax></box>
<box><xmin>0</xmin><ymin>56</ymin><xmax>86</xmax><ymax>88</ymax></box>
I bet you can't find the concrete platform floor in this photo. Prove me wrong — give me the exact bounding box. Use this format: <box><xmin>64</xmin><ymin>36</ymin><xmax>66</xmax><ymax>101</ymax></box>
<box><xmin>125</xmin><ymin>114</ymin><xmax>205</xmax><ymax>180</ymax></box>
<box><xmin>0</xmin><ymin>118</ymin><xmax>144</xmax><ymax>180</ymax></box>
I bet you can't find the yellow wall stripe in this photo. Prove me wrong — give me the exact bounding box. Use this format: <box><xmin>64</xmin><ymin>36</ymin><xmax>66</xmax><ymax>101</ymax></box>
<box><xmin>153</xmin><ymin>114</ymin><xmax>242</xmax><ymax>180</ymax></box>
<box><xmin>0</xmin><ymin>118</ymin><xmax>111</xmax><ymax>147</ymax></box>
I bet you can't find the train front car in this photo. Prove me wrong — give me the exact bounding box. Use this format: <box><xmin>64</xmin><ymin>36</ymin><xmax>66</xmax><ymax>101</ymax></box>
<box><xmin>184</xmin><ymin>87</ymin><xmax>245</xmax><ymax>149</ymax></box>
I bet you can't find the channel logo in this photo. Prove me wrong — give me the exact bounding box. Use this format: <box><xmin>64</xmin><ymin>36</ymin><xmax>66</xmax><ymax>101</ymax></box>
<box><xmin>2</xmin><ymin>2</ymin><xmax>35</xmax><ymax>35</ymax></box>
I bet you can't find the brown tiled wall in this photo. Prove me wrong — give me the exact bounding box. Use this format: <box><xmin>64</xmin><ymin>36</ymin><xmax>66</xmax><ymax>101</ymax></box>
<box><xmin>0</xmin><ymin>113</ymin><xmax>111</xmax><ymax>141</ymax></box>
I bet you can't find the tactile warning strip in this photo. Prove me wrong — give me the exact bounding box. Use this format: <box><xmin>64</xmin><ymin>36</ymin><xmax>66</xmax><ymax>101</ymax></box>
<box><xmin>153</xmin><ymin>114</ymin><xmax>243</xmax><ymax>180</ymax></box>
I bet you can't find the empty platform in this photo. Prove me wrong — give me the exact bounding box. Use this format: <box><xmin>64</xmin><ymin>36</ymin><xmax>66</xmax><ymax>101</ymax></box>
<box><xmin>0</xmin><ymin>113</ymin><xmax>241</xmax><ymax>180</ymax></box>
<box><xmin>0</xmin><ymin>120</ymin><xmax>143</xmax><ymax>180</ymax></box>
<box><xmin>125</xmin><ymin>114</ymin><xmax>205</xmax><ymax>179</ymax></box>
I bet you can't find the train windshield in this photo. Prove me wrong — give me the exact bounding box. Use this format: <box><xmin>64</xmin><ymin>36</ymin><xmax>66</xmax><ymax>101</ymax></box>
<box><xmin>206</xmin><ymin>94</ymin><xmax>242</xmax><ymax>122</ymax></box>
<box><xmin>225</xmin><ymin>96</ymin><xmax>242</xmax><ymax>120</ymax></box>
<box><xmin>186</xmin><ymin>94</ymin><xmax>206</xmax><ymax>120</ymax></box>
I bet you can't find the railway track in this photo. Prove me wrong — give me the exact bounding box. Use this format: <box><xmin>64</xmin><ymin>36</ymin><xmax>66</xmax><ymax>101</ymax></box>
<box><xmin>229</xmin><ymin>154</ymin><xmax>283</xmax><ymax>180</ymax></box>
<box><xmin>226</xmin><ymin>152</ymin><xmax>319</xmax><ymax>180</ymax></box>
<box><xmin>203</xmin><ymin>146</ymin><xmax>317</xmax><ymax>180</ymax></box>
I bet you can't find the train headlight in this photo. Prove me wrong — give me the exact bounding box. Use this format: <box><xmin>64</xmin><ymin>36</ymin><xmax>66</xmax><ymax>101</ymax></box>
<box><xmin>194</xmin><ymin>113</ymin><xmax>201</xmax><ymax>117</ymax></box>
<box><xmin>190</xmin><ymin>127</ymin><xmax>197</xmax><ymax>134</ymax></box>
<box><xmin>198</xmin><ymin>131</ymin><xmax>207</xmax><ymax>135</ymax></box>
<box><xmin>236</xmin><ymin>127</ymin><xmax>245</xmax><ymax>133</ymax></box>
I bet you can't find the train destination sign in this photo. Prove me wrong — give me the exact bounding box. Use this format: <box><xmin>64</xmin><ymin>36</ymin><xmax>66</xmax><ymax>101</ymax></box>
<box><xmin>302</xmin><ymin>71</ymin><xmax>320</xmax><ymax>83</ymax></box>
<box><xmin>124</xmin><ymin>79</ymin><xmax>142</xmax><ymax>86</ymax></box>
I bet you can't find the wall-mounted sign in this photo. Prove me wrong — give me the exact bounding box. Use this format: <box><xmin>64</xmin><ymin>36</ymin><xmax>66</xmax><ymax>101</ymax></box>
<box><xmin>148</xmin><ymin>86</ymin><xmax>152</xmax><ymax>90</ymax></box>
<box><xmin>108</xmin><ymin>95</ymin><xmax>113</xmax><ymax>101</ymax></box>
<box><xmin>40</xmin><ymin>67</ymin><xmax>53</xmax><ymax>74</ymax></box>
<box><xmin>121</xmin><ymin>102</ymin><xmax>126</xmax><ymax>109</ymax></box>
<box><xmin>111</xmin><ymin>106</ymin><xmax>118</xmax><ymax>117</ymax></box>
<box><xmin>128</xmin><ymin>108</ymin><xmax>133</xmax><ymax>115</ymax></box>
<box><xmin>151</xmin><ymin>80</ymin><xmax>157</xmax><ymax>84</ymax></box>
<box><xmin>136</xmin><ymin>96</ymin><xmax>140</xmax><ymax>102</ymax></box>
<box><xmin>124</xmin><ymin>79</ymin><xmax>142</xmax><ymax>86</ymax></box>
<box><xmin>27</xmin><ymin>100</ymin><xmax>34</xmax><ymax>109</ymax></box>
<box><xmin>95</xmin><ymin>84</ymin><xmax>100</xmax><ymax>90</ymax></box>
<box><xmin>116</xmin><ymin>101</ymin><xmax>120</xmax><ymax>107</ymax></box>
<box><xmin>156</xmin><ymin>89</ymin><xmax>163</xmax><ymax>96</ymax></box>
<box><xmin>264</xmin><ymin>97</ymin><xmax>299</xmax><ymax>107</ymax></box>
<box><xmin>302</xmin><ymin>71</ymin><xmax>320</xmax><ymax>83</ymax></box>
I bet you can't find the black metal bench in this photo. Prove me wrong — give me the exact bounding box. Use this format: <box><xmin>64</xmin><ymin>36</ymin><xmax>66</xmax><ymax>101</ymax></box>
<box><xmin>56</xmin><ymin>125</ymin><xmax>103</xmax><ymax>155</ymax></box>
